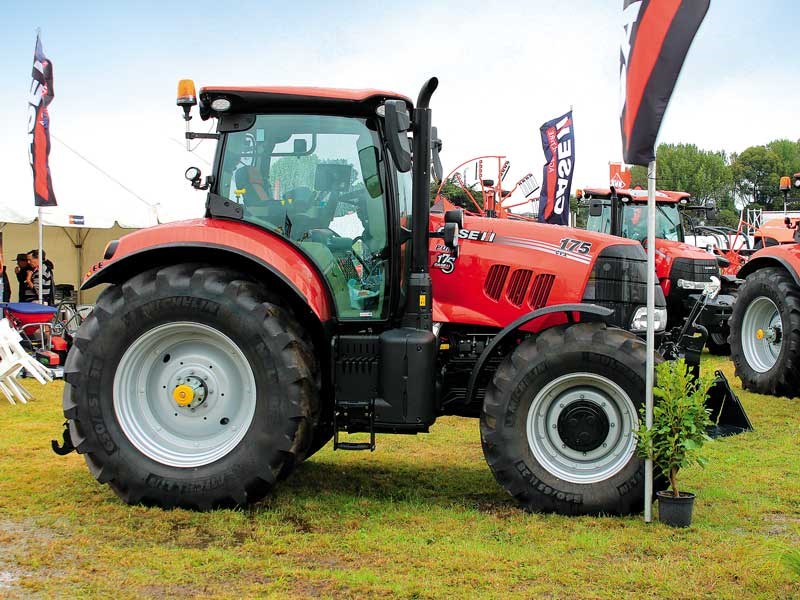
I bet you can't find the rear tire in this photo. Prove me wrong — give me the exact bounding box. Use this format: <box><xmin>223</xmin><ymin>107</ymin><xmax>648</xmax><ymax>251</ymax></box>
<box><xmin>481</xmin><ymin>323</ymin><xmax>652</xmax><ymax>516</ymax></box>
<box><xmin>63</xmin><ymin>264</ymin><xmax>320</xmax><ymax>509</ymax></box>
<box><xmin>730</xmin><ymin>267</ymin><xmax>800</xmax><ymax>397</ymax></box>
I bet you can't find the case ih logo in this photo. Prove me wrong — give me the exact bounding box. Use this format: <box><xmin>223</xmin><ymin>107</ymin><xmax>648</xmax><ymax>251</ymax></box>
<box><xmin>538</xmin><ymin>111</ymin><xmax>575</xmax><ymax>226</ymax></box>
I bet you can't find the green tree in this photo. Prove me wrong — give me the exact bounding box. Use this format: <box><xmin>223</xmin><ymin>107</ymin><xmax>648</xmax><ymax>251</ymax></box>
<box><xmin>431</xmin><ymin>178</ymin><xmax>484</xmax><ymax>211</ymax></box>
<box><xmin>629</xmin><ymin>143</ymin><xmax>732</xmax><ymax>203</ymax></box>
<box><xmin>629</xmin><ymin>143</ymin><xmax>735</xmax><ymax>227</ymax></box>
<box><xmin>731</xmin><ymin>145</ymin><xmax>782</xmax><ymax>207</ymax></box>
<box><xmin>766</xmin><ymin>138</ymin><xmax>800</xmax><ymax>181</ymax></box>
<box><xmin>630</xmin><ymin>165</ymin><xmax>647</xmax><ymax>189</ymax></box>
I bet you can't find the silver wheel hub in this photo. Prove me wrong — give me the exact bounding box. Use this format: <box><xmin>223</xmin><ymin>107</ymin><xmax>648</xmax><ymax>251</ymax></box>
<box><xmin>113</xmin><ymin>322</ymin><xmax>257</xmax><ymax>468</ymax></box>
<box><xmin>526</xmin><ymin>373</ymin><xmax>637</xmax><ymax>484</ymax></box>
<box><xmin>741</xmin><ymin>296</ymin><xmax>782</xmax><ymax>373</ymax></box>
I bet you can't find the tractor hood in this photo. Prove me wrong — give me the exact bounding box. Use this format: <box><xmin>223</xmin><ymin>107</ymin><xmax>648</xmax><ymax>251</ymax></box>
<box><xmin>755</xmin><ymin>218</ymin><xmax>799</xmax><ymax>245</ymax></box>
<box><xmin>429</xmin><ymin>211</ymin><xmax>665</xmax><ymax>331</ymax></box>
<box><xmin>654</xmin><ymin>237</ymin><xmax>715</xmax><ymax>261</ymax></box>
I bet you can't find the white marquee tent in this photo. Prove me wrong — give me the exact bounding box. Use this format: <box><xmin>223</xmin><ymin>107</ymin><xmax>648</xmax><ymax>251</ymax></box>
<box><xmin>1</xmin><ymin>127</ymin><xmax>209</xmax><ymax>303</ymax></box>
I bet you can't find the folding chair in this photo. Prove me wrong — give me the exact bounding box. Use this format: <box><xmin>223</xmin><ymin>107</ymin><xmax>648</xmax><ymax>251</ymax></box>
<box><xmin>0</xmin><ymin>318</ymin><xmax>53</xmax><ymax>404</ymax></box>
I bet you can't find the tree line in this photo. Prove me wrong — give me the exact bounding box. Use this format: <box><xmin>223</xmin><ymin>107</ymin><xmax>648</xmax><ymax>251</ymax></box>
<box><xmin>629</xmin><ymin>139</ymin><xmax>800</xmax><ymax>227</ymax></box>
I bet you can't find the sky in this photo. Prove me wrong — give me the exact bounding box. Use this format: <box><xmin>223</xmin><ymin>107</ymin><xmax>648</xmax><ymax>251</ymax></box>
<box><xmin>0</xmin><ymin>0</ymin><xmax>798</xmax><ymax>221</ymax></box>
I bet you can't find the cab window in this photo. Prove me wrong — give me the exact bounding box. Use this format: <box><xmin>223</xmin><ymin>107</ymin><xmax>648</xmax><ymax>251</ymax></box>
<box><xmin>218</xmin><ymin>114</ymin><xmax>389</xmax><ymax>320</ymax></box>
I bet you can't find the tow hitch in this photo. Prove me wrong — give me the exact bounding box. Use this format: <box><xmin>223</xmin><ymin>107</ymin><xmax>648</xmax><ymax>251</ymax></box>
<box><xmin>51</xmin><ymin>421</ymin><xmax>76</xmax><ymax>455</ymax></box>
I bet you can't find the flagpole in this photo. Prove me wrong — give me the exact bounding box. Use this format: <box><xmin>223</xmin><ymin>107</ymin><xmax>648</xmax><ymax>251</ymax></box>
<box><xmin>644</xmin><ymin>158</ymin><xmax>656</xmax><ymax>522</ymax></box>
<box><xmin>38</xmin><ymin>207</ymin><xmax>43</xmax><ymax>304</ymax></box>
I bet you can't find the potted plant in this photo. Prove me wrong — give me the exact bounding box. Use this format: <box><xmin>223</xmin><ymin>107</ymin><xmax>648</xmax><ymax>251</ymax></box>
<box><xmin>636</xmin><ymin>358</ymin><xmax>714</xmax><ymax>527</ymax></box>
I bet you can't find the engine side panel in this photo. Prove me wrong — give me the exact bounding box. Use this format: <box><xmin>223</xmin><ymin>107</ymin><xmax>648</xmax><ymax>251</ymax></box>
<box><xmin>429</xmin><ymin>213</ymin><xmax>643</xmax><ymax>328</ymax></box>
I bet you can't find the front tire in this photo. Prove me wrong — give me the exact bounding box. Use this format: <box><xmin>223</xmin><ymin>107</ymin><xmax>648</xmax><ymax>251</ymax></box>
<box><xmin>730</xmin><ymin>267</ymin><xmax>800</xmax><ymax>397</ymax></box>
<box><xmin>706</xmin><ymin>331</ymin><xmax>730</xmax><ymax>355</ymax></box>
<box><xmin>480</xmin><ymin>323</ymin><xmax>651</xmax><ymax>515</ymax></box>
<box><xmin>63</xmin><ymin>264</ymin><xmax>320</xmax><ymax>509</ymax></box>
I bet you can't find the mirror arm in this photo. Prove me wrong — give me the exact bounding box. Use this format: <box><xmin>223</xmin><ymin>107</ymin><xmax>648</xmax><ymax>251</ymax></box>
<box><xmin>186</xmin><ymin>132</ymin><xmax>220</xmax><ymax>140</ymax></box>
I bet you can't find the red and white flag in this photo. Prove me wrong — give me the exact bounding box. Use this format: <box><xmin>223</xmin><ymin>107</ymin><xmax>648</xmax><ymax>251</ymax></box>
<box><xmin>620</xmin><ymin>0</ymin><xmax>710</xmax><ymax>166</ymax></box>
<box><xmin>28</xmin><ymin>33</ymin><xmax>57</xmax><ymax>207</ymax></box>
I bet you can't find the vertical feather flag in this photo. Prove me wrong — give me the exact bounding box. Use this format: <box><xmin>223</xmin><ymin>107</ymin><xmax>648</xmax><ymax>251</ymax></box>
<box><xmin>537</xmin><ymin>111</ymin><xmax>574</xmax><ymax>225</ymax></box>
<box><xmin>28</xmin><ymin>33</ymin><xmax>57</xmax><ymax>207</ymax></box>
<box><xmin>619</xmin><ymin>0</ymin><xmax>710</xmax><ymax>166</ymax></box>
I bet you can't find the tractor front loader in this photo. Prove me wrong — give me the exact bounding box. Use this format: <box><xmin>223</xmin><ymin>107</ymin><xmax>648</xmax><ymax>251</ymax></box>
<box><xmin>60</xmin><ymin>78</ymin><xmax>685</xmax><ymax>515</ymax></box>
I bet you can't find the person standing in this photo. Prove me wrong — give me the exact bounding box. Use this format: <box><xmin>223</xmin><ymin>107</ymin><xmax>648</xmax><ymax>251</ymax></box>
<box><xmin>43</xmin><ymin>250</ymin><xmax>56</xmax><ymax>304</ymax></box>
<box><xmin>14</xmin><ymin>253</ymin><xmax>31</xmax><ymax>302</ymax></box>
<box><xmin>0</xmin><ymin>256</ymin><xmax>10</xmax><ymax>303</ymax></box>
<box><xmin>25</xmin><ymin>249</ymin><xmax>53</xmax><ymax>304</ymax></box>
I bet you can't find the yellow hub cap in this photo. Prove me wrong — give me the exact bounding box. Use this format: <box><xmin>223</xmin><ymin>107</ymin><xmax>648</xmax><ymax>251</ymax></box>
<box><xmin>172</xmin><ymin>384</ymin><xmax>195</xmax><ymax>407</ymax></box>
<box><xmin>755</xmin><ymin>328</ymin><xmax>765</xmax><ymax>340</ymax></box>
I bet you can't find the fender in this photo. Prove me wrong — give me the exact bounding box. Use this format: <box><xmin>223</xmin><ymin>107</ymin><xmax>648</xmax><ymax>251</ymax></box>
<box><xmin>737</xmin><ymin>254</ymin><xmax>800</xmax><ymax>287</ymax></box>
<box><xmin>83</xmin><ymin>218</ymin><xmax>334</xmax><ymax>321</ymax></box>
<box><xmin>465</xmin><ymin>303</ymin><xmax>614</xmax><ymax>407</ymax></box>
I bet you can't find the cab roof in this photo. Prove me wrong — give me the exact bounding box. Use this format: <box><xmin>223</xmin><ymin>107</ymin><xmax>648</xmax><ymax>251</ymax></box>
<box><xmin>581</xmin><ymin>187</ymin><xmax>691</xmax><ymax>204</ymax></box>
<box><xmin>199</xmin><ymin>85</ymin><xmax>413</xmax><ymax>119</ymax></box>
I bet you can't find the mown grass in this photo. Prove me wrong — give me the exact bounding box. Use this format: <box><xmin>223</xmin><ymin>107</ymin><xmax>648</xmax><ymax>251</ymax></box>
<box><xmin>0</xmin><ymin>355</ymin><xmax>798</xmax><ymax>599</ymax></box>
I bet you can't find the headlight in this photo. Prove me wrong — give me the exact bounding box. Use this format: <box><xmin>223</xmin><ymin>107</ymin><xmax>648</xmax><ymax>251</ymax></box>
<box><xmin>676</xmin><ymin>279</ymin><xmax>709</xmax><ymax>290</ymax></box>
<box><xmin>630</xmin><ymin>306</ymin><xmax>667</xmax><ymax>333</ymax></box>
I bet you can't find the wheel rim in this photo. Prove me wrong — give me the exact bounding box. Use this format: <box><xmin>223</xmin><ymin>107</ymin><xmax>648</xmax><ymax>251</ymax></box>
<box><xmin>741</xmin><ymin>296</ymin><xmax>782</xmax><ymax>373</ymax></box>
<box><xmin>113</xmin><ymin>322</ymin><xmax>257</xmax><ymax>468</ymax></box>
<box><xmin>526</xmin><ymin>373</ymin><xmax>638</xmax><ymax>484</ymax></box>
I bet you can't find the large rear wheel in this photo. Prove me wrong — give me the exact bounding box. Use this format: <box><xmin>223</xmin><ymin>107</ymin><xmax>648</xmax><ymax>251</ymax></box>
<box><xmin>481</xmin><ymin>322</ymin><xmax>652</xmax><ymax>515</ymax></box>
<box><xmin>63</xmin><ymin>264</ymin><xmax>320</xmax><ymax>509</ymax></box>
<box><xmin>730</xmin><ymin>267</ymin><xmax>800</xmax><ymax>397</ymax></box>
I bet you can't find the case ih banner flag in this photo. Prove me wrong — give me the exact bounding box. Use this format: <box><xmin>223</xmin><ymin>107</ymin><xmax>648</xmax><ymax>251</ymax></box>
<box><xmin>619</xmin><ymin>0</ymin><xmax>710</xmax><ymax>166</ymax></box>
<box><xmin>537</xmin><ymin>111</ymin><xmax>574</xmax><ymax>225</ymax></box>
<box><xmin>28</xmin><ymin>33</ymin><xmax>57</xmax><ymax>207</ymax></box>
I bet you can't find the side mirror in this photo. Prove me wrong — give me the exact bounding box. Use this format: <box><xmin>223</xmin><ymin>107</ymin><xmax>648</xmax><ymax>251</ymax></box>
<box><xmin>589</xmin><ymin>200</ymin><xmax>604</xmax><ymax>217</ymax></box>
<box><xmin>431</xmin><ymin>126</ymin><xmax>443</xmax><ymax>181</ymax></box>
<box><xmin>358</xmin><ymin>146</ymin><xmax>383</xmax><ymax>198</ymax></box>
<box><xmin>444</xmin><ymin>209</ymin><xmax>464</xmax><ymax>228</ymax></box>
<box><xmin>383</xmin><ymin>100</ymin><xmax>412</xmax><ymax>173</ymax></box>
<box><xmin>442</xmin><ymin>222</ymin><xmax>459</xmax><ymax>250</ymax></box>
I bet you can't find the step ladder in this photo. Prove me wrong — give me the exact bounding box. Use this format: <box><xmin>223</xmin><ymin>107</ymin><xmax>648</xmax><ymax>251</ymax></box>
<box><xmin>333</xmin><ymin>399</ymin><xmax>376</xmax><ymax>451</ymax></box>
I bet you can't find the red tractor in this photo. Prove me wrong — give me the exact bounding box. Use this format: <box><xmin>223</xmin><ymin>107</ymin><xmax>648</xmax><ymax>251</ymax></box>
<box><xmin>580</xmin><ymin>187</ymin><xmax>736</xmax><ymax>355</ymax></box>
<box><xmin>728</xmin><ymin>174</ymin><xmax>800</xmax><ymax>397</ymax></box>
<box><xmin>57</xmin><ymin>78</ymin><xmax>676</xmax><ymax>516</ymax></box>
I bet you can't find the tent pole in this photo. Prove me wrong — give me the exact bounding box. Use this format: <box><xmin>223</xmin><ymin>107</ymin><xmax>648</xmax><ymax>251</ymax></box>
<box><xmin>77</xmin><ymin>229</ymin><xmax>88</xmax><ymax>305</ymax></box>
<box><xmin>644</xmin><ymin>158</ymin><xmax>656</xmax><ymax>523</ymax></box>
<box><xmin>38</xmin><ymin>208</ymin><xmax>43</xmax><ymax>304</ymax></box>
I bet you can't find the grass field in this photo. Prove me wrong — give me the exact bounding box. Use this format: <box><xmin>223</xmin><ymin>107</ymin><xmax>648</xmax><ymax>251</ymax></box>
<box><xmin>0</xmin><ymin>354</ymin><xmax>798</xmax><ymax>599</ymax></box>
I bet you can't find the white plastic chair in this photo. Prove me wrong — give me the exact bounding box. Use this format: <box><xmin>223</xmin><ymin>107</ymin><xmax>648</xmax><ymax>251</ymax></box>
<box><xmin>0</xmin><ymin>318</ymin><xmax>53</xmax><ymax>404</ymax></box>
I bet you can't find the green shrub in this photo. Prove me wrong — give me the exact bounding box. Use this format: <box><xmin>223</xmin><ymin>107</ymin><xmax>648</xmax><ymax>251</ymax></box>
<box><xmin>636</xmin><ymin>359</ymin><xmax>714</xmax><ymax>497</ymax></box>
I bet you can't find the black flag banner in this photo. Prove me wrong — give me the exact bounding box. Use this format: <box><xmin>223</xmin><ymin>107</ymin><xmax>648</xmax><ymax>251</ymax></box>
<box><xmin>620</xmin><ymin>0</ymin><xmax>709</xmax><ymax>166</ymax></box>
<box><xmin>28</xmin><ymin>33</ymin><xmax>57</xmax><ymax>207</ymax></box>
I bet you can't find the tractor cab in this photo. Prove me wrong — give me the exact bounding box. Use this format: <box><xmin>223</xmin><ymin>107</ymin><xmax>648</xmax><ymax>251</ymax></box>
<box><xmin>183</xmin><ymin>84</ymin><xmax>422</xmax><ymax>322</ymax></box>
<box><xmin>582</xmin><ymin>187</ymin><xmax>688</xmax><ymax>243</ymax></box>
<box><xmin>580</xmin><ymin>187</ymin><xmax>736</xmax><ymax>353</ymax></box>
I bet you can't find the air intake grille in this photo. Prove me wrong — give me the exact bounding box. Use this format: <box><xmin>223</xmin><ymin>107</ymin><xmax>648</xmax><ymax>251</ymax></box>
<box><xmin>529</xmin><ymin>273</ymin><xmax>555</xmax><ymax>309</ymax></box>
<box><xmin>484</xmin><ymin>265</ymin><xmax>510</xmax><ymax>300</ymax></box>
<box><xmin>506</xmin><ymin>269</ymin><xmax>533</xmax><ymax>306</ymax></box>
